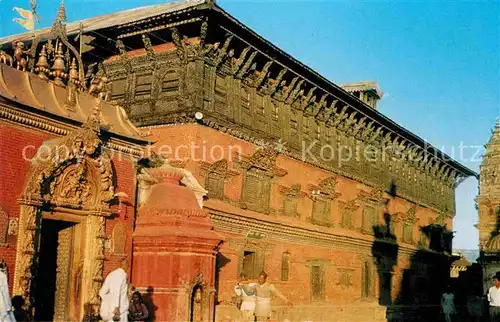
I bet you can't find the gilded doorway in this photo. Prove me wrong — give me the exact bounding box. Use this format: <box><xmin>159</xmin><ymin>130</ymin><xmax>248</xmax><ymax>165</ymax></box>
<box><xmin>34</xmin><ymin>215</ymin><xmax>86</xmax><ymax>321</ymax></box>
<box><xmin>14</xmin><ymin>104</ymin><xmax>115</xmax><ymax>320</ymax></box>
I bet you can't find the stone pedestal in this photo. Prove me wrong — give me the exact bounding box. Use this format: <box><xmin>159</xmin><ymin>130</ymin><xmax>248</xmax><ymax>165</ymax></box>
<box><xmin>132</xmin><ymin>165</ymin><xmax>223</xmax><ymax>321</ymax></box>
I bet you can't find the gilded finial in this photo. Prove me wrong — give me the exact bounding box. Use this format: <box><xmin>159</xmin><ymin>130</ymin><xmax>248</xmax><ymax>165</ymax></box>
<box><xmin>51</xmin><ymin>42</ymin><xmax>66</xmax><ymax>86</ymax></box>
<box><xmin>35</xmin><ymin>45</ymin><xmax>49</xmax><ymax>79</ymax></box>
<box><xmin>495</xmin><ymin>118</ymin><xmax>500</xmax><ymax>130</ymax></box>
<box><xmin>69</xmin><ymin>58</ymin><xmax>78</xmax><ymax>83</ymax></box>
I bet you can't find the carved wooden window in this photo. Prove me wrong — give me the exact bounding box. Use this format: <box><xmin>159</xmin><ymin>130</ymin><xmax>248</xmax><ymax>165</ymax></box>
<box><xmin>311</xmin><ymin>197</ymin><xmax>331</xmax><ymax>226</ymax></box>
<box><xmin>403</xmin><ymin>222</ymin><xmax>413</xmax><ymax>244</ymax></box>
<box><xmin>242</xmin><ymin>251</ymin><xmax>258</xmax><ymax>278</ymax></box>
<box><xmin>310</xmin><ymin>265</ymin><xmax>325</xmax><ymax>301</ymax></box>
<box><xmin>281</xmin><ymin>252</ymin><xmax>290</xmax><ymax>281</ymax></box>
<box><xmin>206</xmin><ymin>172</ymin><xmax>224</xmax><ymax>199</ymax></box>
<box><xmin>362</xmin><ymin>205</ymin><xmax>377</xmax><ymax>233</ymax></box>
<box><xmin>271</xmin><ymin>101</ymin><xmax>279</xmax><ymax>121</ymax></box>
<box><xmin>283</xmin><ymin>195</ymin><xmax>298</xmax><ymax>217</ymax></box>
<box><xmin>361</xmin><ymin>261</ymin><xmax>373</xmax><ymax>298</ymax></box>
<box><xmin>161</xmin><ymin>70</ymin><xmax>179</xmax><ymax>96</ymax></box>
<box><xmin>241</xmin><ymin>86</ymin><xmax>250</xmax><ymax>109</ymax></box>
<box><xmin>341</xmin><ymin>207</ymin><xmax>353</xmax><ymax>229</ymax></box>
<box><xmin>256</xmin><ymin>94</ymin><xmax>265</xmax><ymax>115</ymax></box>
<box><xmin>135</xmin><ymin>73</ymin><xmax>152</xmax><ymax>100</ymax></box>
<box><xmin>241</xmin><ymin>169</ymin><xmax>271</xmax><ymax>213</ymax></box>
<box><xmin>215</xmin><ymin>75</ymin><xmax>227</xmax><ymax>102</ymax></box>
<box><xmin>110</xmin><ymin>78</ymin><xmax>126</xmax><ymax>101</ymax></box>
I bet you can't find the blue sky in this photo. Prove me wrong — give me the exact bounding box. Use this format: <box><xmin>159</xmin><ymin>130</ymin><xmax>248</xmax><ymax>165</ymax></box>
<box><xmin>1</xmin><ymin>0</ymin><xmax>498</xmax><ymax>249</ymax></box>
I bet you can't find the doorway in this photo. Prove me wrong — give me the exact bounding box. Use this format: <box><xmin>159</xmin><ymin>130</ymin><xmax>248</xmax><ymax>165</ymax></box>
<box><xmin>34</xmin><ymin>218</ymin><xmax>85</xmax><ymax>321</ymax></box>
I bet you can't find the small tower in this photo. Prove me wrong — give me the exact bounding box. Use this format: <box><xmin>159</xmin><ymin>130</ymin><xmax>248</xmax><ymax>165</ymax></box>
<box><xmin>340</xmin><ymin>81</ymin><xmax>383</xmax><ymax>109</ymax></box>
<box><xmin>477</xmin><ymin>120</ymin><xmax>500</xmax><ymax>290</ymax></box>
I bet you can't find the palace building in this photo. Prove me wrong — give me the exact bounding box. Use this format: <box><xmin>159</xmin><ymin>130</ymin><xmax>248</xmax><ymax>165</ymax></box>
<box><xmin>0</xmin><ymin>0</ymin><xmax>476</xmax><ymax>321</ymax></box>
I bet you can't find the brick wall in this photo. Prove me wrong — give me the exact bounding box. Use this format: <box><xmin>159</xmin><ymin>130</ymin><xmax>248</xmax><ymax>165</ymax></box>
<box><xmin>149</xmin><ymin>123</ymin><xmax>451</xmax><ymax>318</ymax></box>
<box><xmin>0</xmin><ymin>122</ymin><xmax>53</xmax><ymax>291</ymax></box>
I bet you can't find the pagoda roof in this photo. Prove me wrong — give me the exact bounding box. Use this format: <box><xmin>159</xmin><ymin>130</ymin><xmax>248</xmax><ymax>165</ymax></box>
<box><xmin>0</xmin><ymin>0</ymin><xmax>477</xmax><ymax>178</ymax></box>
<box><xmin>340</xmin><ymin>81</ymin><xmax>384</xmax><ymax>99</ymax></box>
<box><xmin>0</xmin><ymin>0</ymin><xmax>207</xmax><ymax>44</ymax></box>
<box><xmin>0</xmin><ymin>64</ymin><xmax>148</xmax><ymax>144</ymax></box>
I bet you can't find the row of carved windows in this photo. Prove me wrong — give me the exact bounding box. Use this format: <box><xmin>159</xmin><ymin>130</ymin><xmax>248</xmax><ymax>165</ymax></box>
<box><xmin>206</xmin><ymin>165</ymin><xmax>417</xmax><ymax>243</ymax></box>
<box><xmin>240</xmin><ymin>251</ymin><xmax>375</xmax><ymax>301</ymax></box>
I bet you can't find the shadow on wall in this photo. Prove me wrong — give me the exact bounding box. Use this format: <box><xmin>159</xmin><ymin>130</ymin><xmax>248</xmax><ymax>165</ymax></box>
<box><xmin>371</xmin><ymin>200</ymin><xmax>454</xmax><ymax>321</ymax></box>
<box><xmin>142</xmin><ymin>286</ymin><xmax>157</xmax><ymax>321</ymax></box>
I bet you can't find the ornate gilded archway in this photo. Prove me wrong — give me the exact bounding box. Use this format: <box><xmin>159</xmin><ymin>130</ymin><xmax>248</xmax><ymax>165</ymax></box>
<box><xmin>15</xmin><ymin>100</ymin><xmax>114</xmax><ymax>319</ymax></box>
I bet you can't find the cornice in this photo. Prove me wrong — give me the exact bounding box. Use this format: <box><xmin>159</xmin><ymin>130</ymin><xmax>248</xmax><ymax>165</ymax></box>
<box><xmin>142</xmin><ymin>119</ymin><xmax>455</xmax><ymax>217</ymax></box>
<box><xmin>207</xmin><ymin>207</ymin><xmax>440</xmax><ymax>258</ymax></box>
<box><xmin>0</xmin><ymin>103</ymin><xmax>145</xmax><ymax>157</ymax></box>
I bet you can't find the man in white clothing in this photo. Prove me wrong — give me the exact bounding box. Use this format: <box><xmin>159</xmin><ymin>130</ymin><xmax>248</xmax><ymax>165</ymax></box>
<box><xmin>234</xmin><ymin>273</ymin><xmax>256</xmax><ymax>321</ymax></box>
<box><xmin>253</xmin><ymin>271</ymin><xmax>291</xmax><ymax>321</ymax></box>
<box><xmin>488</xmin><ymin>272</ymin><xmax>500</xmax><ymax>322</ymax></box>
<box><xmin>99</xmin><ymin>258</ymin><xmax>130</xmax><ymax>322</ymax></box>
<box><xmin>0</xmin><ymin>262</ymin><xmax>14</xmax><ymax>322</ymax></box>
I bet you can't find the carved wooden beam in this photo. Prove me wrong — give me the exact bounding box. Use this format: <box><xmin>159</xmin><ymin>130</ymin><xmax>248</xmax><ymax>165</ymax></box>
<box><xmin>232</xmin><ymin>46</ymin><xmax>251</xmax><ymax>75</ymax></box>
<box><xmin>200</xmin><ymin>20</ymin><xmax>208</xmax><ymax>49</ymax></box>
<box><xmin>282</xmin><ymin>77</ymin><xmax>298</xmax><ymax>100</ymax></box>
<box><xmin>255</xmin><ymin>61</ymin><xmax>273</xmax><ymax>89</ymax></box>
<box><xmin>236</xmin><ymin>51</ymin><xmax>257</xmax><ymax>79</ymax></box>
<box><xmin>352</xmin><ymin>117</ymin><xmax>366</xmax><ymax>137</ymax></box>
<box><xmin>214</xmin><ymin>35</ymin><xmax>233</xmax><ymax>67</ymax></box>
<box><xmin>266</xmin><ymin>68</ymin><xmax>287</xmax><ymax>96</ymax></box>
<box><xmin>286</xmin><ymin>79</ymin><xmax>304</xmax><ymax>104</ymax></box>
<box><xmin>170</xmin><ymin>27</ymin><xmax>185</xmax><ymax>62</ymax></box>
<box><xmin>115</xmin><ymin>40</ymin><xmax>132</xmax><ymax>73</ymax></box>
<box><xmin>329</xmin><ymin>105</ymin><xmax>348</xmax><ymax>128</ymax></box>
<box><xmin>141</xmin><ymin>34</ymin><xmax>155</xmax><ymax>65</ymax></box>
<box><xmin>301</xmin><ymin>87</ymin><xmax>317</xmax><ymax>110</ymax></box>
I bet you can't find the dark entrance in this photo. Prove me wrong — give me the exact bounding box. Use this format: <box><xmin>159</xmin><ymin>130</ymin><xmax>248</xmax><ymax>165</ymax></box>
<box><xmin>34</xmin><ymin>219</ymin><xmax>74</xmax><ymax>321</ymax></box>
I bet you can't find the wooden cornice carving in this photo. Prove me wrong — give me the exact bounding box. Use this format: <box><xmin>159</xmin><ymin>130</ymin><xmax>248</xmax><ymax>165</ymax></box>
<box><xmin>200</xmin><ymin>159</ymin><xmax>239</xmax><ymax>178</ymax></box>
<box><xmin>279</xmin><ymin>184</ymin><xmax>307</xmax><ymax>198</ymax></box>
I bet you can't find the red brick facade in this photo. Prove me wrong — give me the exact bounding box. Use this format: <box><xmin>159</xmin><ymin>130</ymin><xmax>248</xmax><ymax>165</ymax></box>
<box><xmin>146</xmin><ymin>123</ymin><xmax>453</xmax><ymax>320</ymax></box>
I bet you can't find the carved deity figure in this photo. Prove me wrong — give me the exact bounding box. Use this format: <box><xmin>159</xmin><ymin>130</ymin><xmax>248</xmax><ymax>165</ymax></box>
<box><xmin>13</xmin><ymin>41</ymin><xmax>28</xmax><ymax>71</ymax></box>
<box><xmin>0</xmin><ymin>51</ymin><xmax>13</xmax><ymax>66</ymax></box>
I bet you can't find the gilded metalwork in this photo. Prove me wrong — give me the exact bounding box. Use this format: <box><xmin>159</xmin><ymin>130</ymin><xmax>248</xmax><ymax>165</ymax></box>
<box><xmin>53</xmin><ymin>226</ymin><xmax>73</xmax><ymax>321</ymax></box>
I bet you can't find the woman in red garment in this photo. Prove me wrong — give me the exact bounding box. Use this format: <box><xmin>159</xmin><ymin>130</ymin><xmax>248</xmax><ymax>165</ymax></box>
<box><xmin>128</xmin><ymin>291</ymin><xmax>149</xmax><ymax>322</ymax></box>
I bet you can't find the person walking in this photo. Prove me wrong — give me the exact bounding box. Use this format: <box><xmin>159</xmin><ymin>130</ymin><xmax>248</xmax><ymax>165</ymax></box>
<box><xmin>99</xmin><ymin>258</ymin><xmax>130</xmax><ymax>322</ymax></box>
<box><xmin>234</xmin><ymin>273</ymin><xmax>256</xmax><ymax>321</ymax></box>
<box><xmin>488</xmin><ymin>272</ymin><xmax>500</xmax><ymax>322</ymax></box>
<box><xmin>441</xmin><ymin>285</ymin><xmax>456</xmax><ymax>322</ymax></box>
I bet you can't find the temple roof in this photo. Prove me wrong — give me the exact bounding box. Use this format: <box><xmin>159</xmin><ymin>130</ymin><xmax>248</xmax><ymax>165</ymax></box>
<box><xmin>0</xmin><ymin>0</ymin><xmax>207</xmax><ymax>44</ymax></box>
<box><xmin>0</xmin><ymin>64</ymin><xmax>147</xmax><ymax>143</ymax></box>
<box><xmin>340</xmin><ymin>81</ymin><xmax>384</xmax><ymax>99</ymax></box>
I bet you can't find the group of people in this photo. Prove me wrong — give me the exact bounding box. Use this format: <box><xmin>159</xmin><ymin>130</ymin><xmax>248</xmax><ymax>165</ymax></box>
<box><xmin>441</xmin><ymin>271</ymin><xmax>500</xmax><ymax>322</ymax></box>
<box><xmin>233</xmin><ymin>271</ymin><xmax>292</xmax><ymax>322</ymax></box>
<box><xmin>99</xmin><ymin>258</ymin><xmax>149</xmax><ymax>322</ymax></box>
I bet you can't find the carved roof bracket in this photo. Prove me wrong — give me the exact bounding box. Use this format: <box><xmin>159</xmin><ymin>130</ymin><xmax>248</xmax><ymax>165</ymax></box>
<box><xmin>255</xmin><ymin>60</ymin><xmax>272</xmax><ymax>90</ymax></box>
